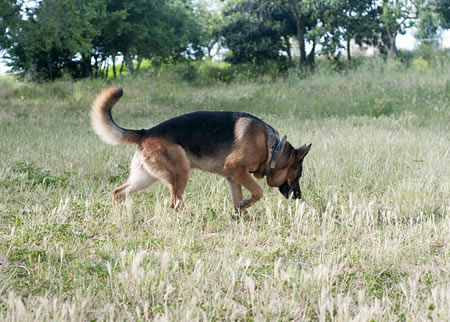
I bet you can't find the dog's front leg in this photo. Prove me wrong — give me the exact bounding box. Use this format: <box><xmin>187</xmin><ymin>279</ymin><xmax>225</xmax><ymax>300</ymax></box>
<box><xmin>224</xmin><ymin>165</ymin><xmax>263</xmax><ymax>211</ymax></box>
<box><xmin>227</xmin><ymin>178</ymin><xmax>243</xmax><ymax>213</ymax></box>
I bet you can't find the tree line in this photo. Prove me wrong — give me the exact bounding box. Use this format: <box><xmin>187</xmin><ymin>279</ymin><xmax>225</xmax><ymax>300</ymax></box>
<box><xmin>0</xmin><ymin>0</ymin><xmax>449</xmax><ymax>80</ymax></box>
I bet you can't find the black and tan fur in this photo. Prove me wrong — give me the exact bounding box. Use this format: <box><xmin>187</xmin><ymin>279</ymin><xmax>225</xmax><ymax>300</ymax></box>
<box><xmin>90</xmin><ymin>87</ymin><xmax>311</xmax><ymax>212</ymax></box>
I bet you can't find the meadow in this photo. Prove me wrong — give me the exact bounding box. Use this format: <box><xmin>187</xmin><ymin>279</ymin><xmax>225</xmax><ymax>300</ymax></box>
<box><xmin>0</xmin><ymin>59</ymin><xmax>449</xmax><ymax>320</ymax></box>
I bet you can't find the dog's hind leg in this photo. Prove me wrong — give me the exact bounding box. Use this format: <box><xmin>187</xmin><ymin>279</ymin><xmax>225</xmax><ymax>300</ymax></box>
<box><xmin>141</xmin><ymin>143</ymin><xmax>190</xmax><ymax>210</ymax></box>
<box><xmin>227</xmin><ymin>178</ymin><xmax>243</xmax><ymax>213</ymax></box>
<box><xmin>172</xmin><ymin>166</ymin><xmax>190</xmax><ymax>209</ymax></box>
<box><xmin>112</xmin><ymin>152</ymin><xmax>158</xmax><ymax>204</ymax></box>
<box><xmin>162</xmin><ymin>169</ymin><xmax>189</xmax><ymax>210</ymax></box>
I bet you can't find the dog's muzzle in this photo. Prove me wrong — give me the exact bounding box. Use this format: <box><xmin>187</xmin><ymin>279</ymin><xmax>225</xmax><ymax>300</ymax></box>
<box><xmin>278</xmin><ymin>180</ymin><xmax>301</xmax><ymax>199</ymax></box>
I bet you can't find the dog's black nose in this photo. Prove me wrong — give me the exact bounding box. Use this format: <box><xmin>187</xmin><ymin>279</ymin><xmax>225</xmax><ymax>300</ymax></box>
<box><xmin>278</xmin><ymin>182</ymin><xmax>290</xmax><ymax>199</ymax></box>
<box><xmin>291</xmin><ymin>187</ymin><xmax>301</xmax><ymax>199</ymax></box>
<box><xmin>278</xmin><ymin>181</ymin><xmax>302</xmax><ymax>199</ymax></box>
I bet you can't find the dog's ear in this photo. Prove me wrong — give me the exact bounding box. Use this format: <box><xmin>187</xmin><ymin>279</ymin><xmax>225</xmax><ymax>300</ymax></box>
<box><xmin>296</xmin><ymin>143</ymin><xmax>312</xmax><ymax>161</ymax></box>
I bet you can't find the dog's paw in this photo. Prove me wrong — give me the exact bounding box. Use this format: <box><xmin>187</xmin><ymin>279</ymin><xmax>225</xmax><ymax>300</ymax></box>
<box><xmin>238</xmin><ymin>198</ymin><xmax>251</xmax><ymax>211</ymax></box>
<box><xmin>170</xmin><ymin>199</ymin><xmax>184</xmax><ymax>211</ymax></box>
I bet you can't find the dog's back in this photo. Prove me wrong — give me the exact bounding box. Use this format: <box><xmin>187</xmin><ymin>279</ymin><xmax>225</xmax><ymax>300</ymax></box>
<box><xmin>144</xmin><ymin>111</ymin><xmax>263</xmax><ymax>158</ymax></box>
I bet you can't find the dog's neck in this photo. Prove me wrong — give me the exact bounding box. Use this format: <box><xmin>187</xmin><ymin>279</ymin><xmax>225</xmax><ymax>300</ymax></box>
<box><xmin>268</xmin><ymin>138</ymin><xmax>283</xmax><ymax>171</ymax></box>
<box><xmin>263</xmin><ymin>129</ymin><xmax>285</xmax><ymax>176</ymax></box>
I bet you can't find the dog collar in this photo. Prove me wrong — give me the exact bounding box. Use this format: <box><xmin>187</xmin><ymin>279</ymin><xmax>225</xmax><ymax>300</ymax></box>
<box><xmin>269</xmin><ymin>138</ymin><xmax>283</xmax><ymax>169</ymax></box>
<box><xmin>265</xmin><ymin>136</ymin><xmax>285</xmax><ymax>176</ymax></box>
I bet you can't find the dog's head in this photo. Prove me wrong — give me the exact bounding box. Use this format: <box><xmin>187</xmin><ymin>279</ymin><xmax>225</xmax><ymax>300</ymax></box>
<box><xmin>267</xmin><ymin>141</ymin><xmax>312</xmax><ymax>199</ymax></box>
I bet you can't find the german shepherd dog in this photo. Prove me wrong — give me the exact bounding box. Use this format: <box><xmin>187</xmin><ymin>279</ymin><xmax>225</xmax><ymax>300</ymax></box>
<box><xmin>91</xmin><ymin>87</ymin><xmax>311</xmax><ymax>212</ymax></box>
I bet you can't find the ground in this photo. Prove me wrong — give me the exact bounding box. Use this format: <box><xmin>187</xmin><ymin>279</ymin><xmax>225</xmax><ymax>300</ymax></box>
<box><xmin>0</xmin><ymin>61</ymin><xmax>449</xmax><ymax>320</ymax></box>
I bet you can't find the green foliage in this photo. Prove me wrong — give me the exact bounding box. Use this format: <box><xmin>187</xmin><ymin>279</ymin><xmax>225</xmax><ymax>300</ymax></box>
<box><xmin>380</xmin><ymin>0</ymin><xmax>416</xmax><ymax>56</ymax></box>
<box><xmin>100</xmin><ymin>0</ymin><xmax>203</xmax><ymax>68</ymax></box>
<box><xmin>4</xmin><ymin>0</ymin><xmax>104</xmax><ymax>80</ymax></box>
<box><xmin>412</xmin><ymin>56</ymin><xmax>429</xmax><ymax>70</ymax></box>
<box><xmin>321</xmin><ymin>0</ymin><xmax>381</xmax><ymax>61</ymax></box>
<box><xmin>417</xmin><ymin>11</ymin><xmax>439</xmax><ymax>42</ymax></box>
<box><xmin>0</xmin><ymin>0</ymin><xmax>22</xmax><ymax>47</ymax></box>
<box><xmin>220</xmin><ymin>17</ymin><xmax>284</xmax><ymax>64</ymax></box>
<box><xmin>396</xmin><ymin>45</ymin><xmax>450</xmax><ymax>68</ymax></box>
<box><xmin>1</xmin><ymin>0</ymin><xmax>204</xmax><ymax>80</ymax></box>
<box><xmin>436</xmin><ymin>0</ymin><xmax>450</xmax><ymax>28</ymax></box>
<box><xmin>414</xmin><ymin>0</ymin><xmax>444</xmax><ymax>47</ymax></box>
<box><xmin>3</xmin><ymin>161</ymin><xmax>69</xmax><ymax>188</ymax></box>
<box><xmin>197</xmin><ymin>60</ymin><xmax>233</xmax><ymax>83</ymax></box>
<box><xmin>151</xmin><ymin>60</ymin><xmax>234</xmax><ymax>84</ymax></box>
<box><xmin>1</xmin><ymin>0</ymin><xmax>450</xmax><ymax>80</ymax></box>
<box><xmin>219</xmin><ymin>1</ymin><xmax>289</xmax><ymax>65</ymax></box>
<box><xmin>192</xmin><ymin>0</ymin><xmax>223</xmax><ymax>58</ymax></box>
<box><xmin>219</xmin><ymin>1</ymin><xmax>295</xmax><ymax>65</ymax></box>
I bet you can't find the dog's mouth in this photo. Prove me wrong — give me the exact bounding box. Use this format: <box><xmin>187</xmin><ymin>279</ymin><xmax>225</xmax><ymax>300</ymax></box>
<box><xmin>278</xmin><ymin>181</ymin><xmax>301</xmax><ymax>199</ymax></box>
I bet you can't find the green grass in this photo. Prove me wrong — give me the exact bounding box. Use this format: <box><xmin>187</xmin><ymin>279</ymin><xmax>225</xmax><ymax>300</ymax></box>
<box><xmin>0</xmin><ymin>61</ymin><xmax>449</xmax><ymax>320</ymax></box>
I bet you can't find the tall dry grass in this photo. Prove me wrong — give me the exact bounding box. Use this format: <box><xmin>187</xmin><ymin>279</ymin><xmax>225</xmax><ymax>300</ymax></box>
<box><xmin>0</xmin><ymin>60</ymin><xmax>449</xmax><ymax>320</ymax></box>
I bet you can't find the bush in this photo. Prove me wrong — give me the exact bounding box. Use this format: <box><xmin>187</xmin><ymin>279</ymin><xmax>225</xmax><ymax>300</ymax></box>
<box><xmin>228</xmin><ymin>60</ymin><xmax>287</xmax><ymax>82</ymax></box>
<box><xmin>397</xmin><ymin>45</ymin><xmax>450</xmax><ymax>68</ymax></box>
<box><xmin>197</xmin><ymin>60</ymin><xmax>233</xmax><ymax>84</ymax></box>
<box><xmin>412</xmin><ymin>57</ymin><xmax>430</xmax><ymax>71</ymax></box>
<box><xmin>0</xmin><ymin>76</ymin><xmax>20</xmax><ymax>99</ymax></box>
<box><xmin>152</xmin><ymin>60</ymin><xmax>233</xmax><ymax>85</ymax></box>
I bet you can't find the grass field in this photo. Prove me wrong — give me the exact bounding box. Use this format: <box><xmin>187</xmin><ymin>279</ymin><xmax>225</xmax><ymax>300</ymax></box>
<box><xmin>0</xmin><ymin>61</ymin><xmax>449</xmax><ymax>320</ymax></box>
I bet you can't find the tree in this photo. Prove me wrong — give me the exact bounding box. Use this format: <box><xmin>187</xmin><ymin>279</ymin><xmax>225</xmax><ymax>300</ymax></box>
<box><xmin>324</xmin><ymin>0</ymin><xmax>381</xmax><ymax>61</ymax></box>
<box><xmin>287</xmin><ymin>0</ymin><xmax>333</xmax><ymax>71</ymax></box>
<box><xmin>219</xmin><ymin>0</ymin><xmax>291</xmax><ymax>65</ymax></box>
<box><xmin>288</xmin><ymin>0</ymin><xmax>310</xmax><ymax>70</ymax></box>
<box><xmin>436</xmin><ymin>0</ymin><xmax>450</xmax><ymax>28</ymax></box>
<box><xmin>415</xmin><ymin>0</ymin><xmax>440</xmax><ymax>45</ymax></box>
<box><xmin>194</xmin><ymin>0</ymin><xmax>224</xmax><ymax>59</ymax></box>
<box><xmin>0</xmin><ymin>0</ymin><xmax>22</xmax><ymax>48</ymax></box>
<box><xmin>4</xmin><ymin>0</ymin><xmax>104</xmax><ymax>79</ymax></box>
<box><xmin>380</xmin><ymin>0</ymin><xmax>416</xmax><ymax>57</ymax></box>
<box><xmin>2</xmin><ymin>0</ymin><xmax>203</xmax><ymax>79</ymax></box>
<box><xmin>263</xmin><ymin>1</ymin><xmax>297</xmax><ymax>66</ymax></box>
<box><xmin>414</xmin><ymin>0</ymin><xmax>450</xmax><ymax>40</ymax></box>
<box><xmin>98</xmin><ymin>0</ymin><xmax>202</xmax><ymax>75</ymax></box>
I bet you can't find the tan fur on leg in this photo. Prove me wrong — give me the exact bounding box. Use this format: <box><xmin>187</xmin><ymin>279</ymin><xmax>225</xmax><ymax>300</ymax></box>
<box><xmin>139</xmin><ymin>137</ymin><xmax>191</xmax><ymax>210</ymax></box>
<box><xmin>227</xmin><ymin>178</ymin><xmax>243</xmax><ymax>213</ymax></box>
<box><xmin>112</xmin><ymin>151</ymin><xmax>158</xmax><ymax>204</ymax></box>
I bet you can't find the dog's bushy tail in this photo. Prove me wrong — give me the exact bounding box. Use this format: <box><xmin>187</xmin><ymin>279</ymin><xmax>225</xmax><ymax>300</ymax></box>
<box><xmin>90</xmin><ymin>87</ymin><xmax>142</xmax><ymax>145</ymax></box>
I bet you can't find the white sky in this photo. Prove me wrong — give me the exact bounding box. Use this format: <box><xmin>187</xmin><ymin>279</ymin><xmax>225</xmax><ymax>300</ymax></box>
<box><xmin>0</xmin><ymin>51</ymin><xmax>9</xmax><ymax>75</ymax></box>
<box><xmin>397</xmin><ymin>28</ymin><xmax>450</xmax><ymax>49</ymax></box>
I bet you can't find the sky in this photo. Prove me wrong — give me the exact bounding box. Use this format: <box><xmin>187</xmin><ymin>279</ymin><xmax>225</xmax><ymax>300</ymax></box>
<box><xmin>0</xmin><ymin>53</ymin><xmax>9</xmax><ymax>75</ymax></box>
<box><xmin>397</xmin><ymin>28</ymin><xmax>450</xmax><ymax>50</ymax></box>
<box><xmin>1</xmin><ymin>29</ymin><xmax>449</xmax><ymax>75</ymax></box>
